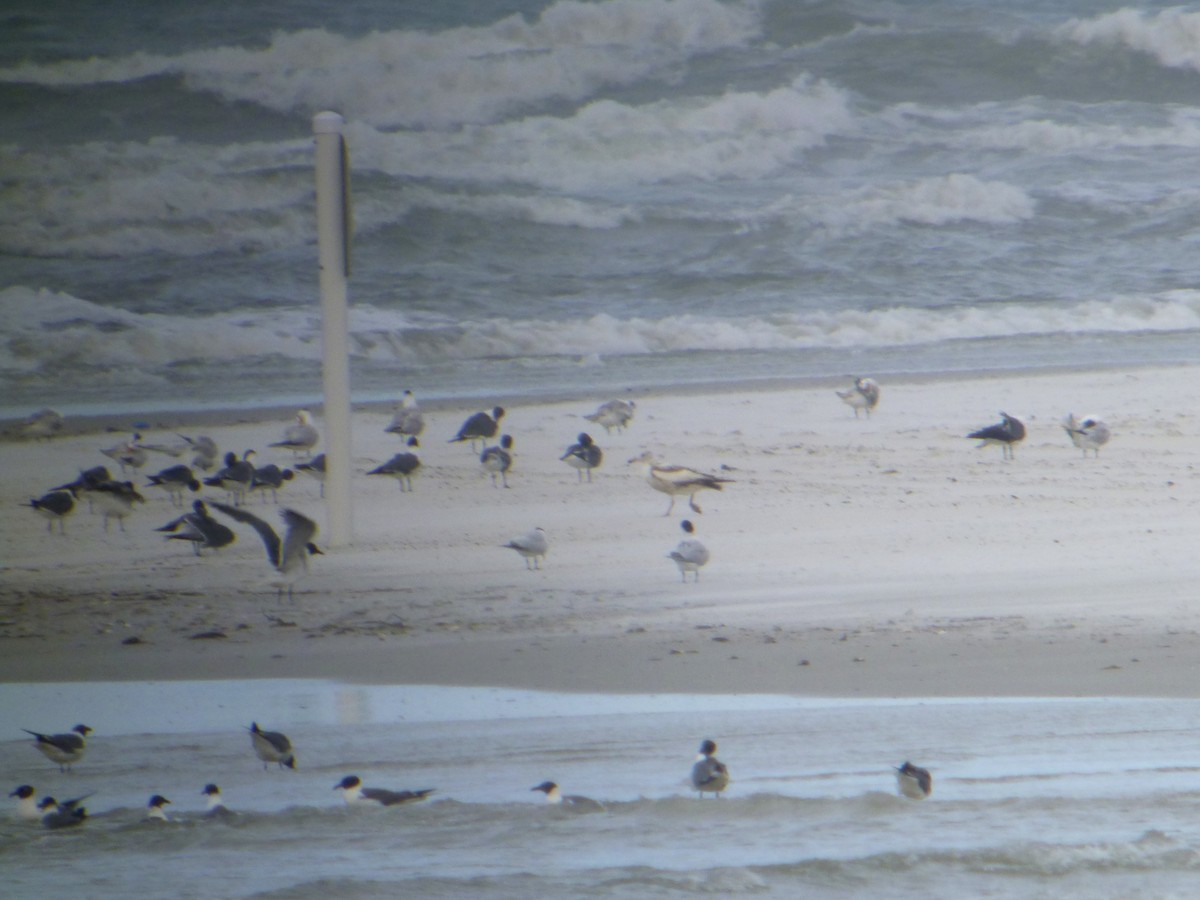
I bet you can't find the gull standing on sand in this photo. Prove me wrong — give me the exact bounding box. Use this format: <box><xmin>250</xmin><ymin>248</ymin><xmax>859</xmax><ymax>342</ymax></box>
<box><xmin>18</xmin><ymin>407</ymin><xmax>64</xmax><ymax>440</ymax></box>
<box><xmin>668</xmin><ymin>519</ymin><xmax>710</xmax><ymax>582</ymax></box>
<box><xmin>90</xmin><ymin>479</ymin><xmax>146</xmax><ymax>532</ymax></box>
<box><xmin>334</xmin><ymin>775</ymin><xmax>435</xmax><ymax>807</ymax></box>
<box><xmin>249</xmin><ymin>463</ymin><xmax>295</xmax><ymax>503</ymax></box>
<box><xmin>147</xmin><ymin>463</ymin><xmax>201</xmax><ymax>507</ymax></box>
<box><xmin>270</xmin><ymin>409</ymin><xmax>319</xmax><ymax>459</ymax></box>
<box><xmin>181</xmin><ymin>434</ymin><xmax>219</xmax><ymax>471</ymax></box>
<box><xmin>386</xmin><ymin>390</ymin><xmax>425</xmax><ymax>440</ymax></box>
<box><xmin>1062</xmin><ymin>413</ymin><xmax>1111</xmax><ymax>458</ymax></box>
<box><xmin>450</xmin><ymin>406</ymin><xmax>505</xmax><ymax>451</ymax></box>
<box><xmin>38</xmin><ymin>794</ymin><xmax>91</xmax><ymax>830</ymax></box>
<box><xmin>967</xmin><ymin>412</ymin><xmax>1026</xmax><ymax>460</ymax></box>
<box><xmin>10</xmin><ymin>785</ymin><xmax>41</xmax><ymax>821</ymax></box>
<box><xmin>146</xmin><ymin>795</ymin><xmax>172</xmax><ymax>822</ymax></box>
<box><xmin>836</xmin><ymin>376</ymin><xmax>880</xmax><ymax>418</ymax></box>
<box><xmin>628</xmin><ymin>451</ymin><xmax>733</xmax><ymax>515</ymax></box>
<box><xmin>531</xmin><ymin>781</ymin><xmax>606</xmax><ymax>812</ymax></box>
<box><xmin>248</xmin><ymin>722</ymin><xmax>296</xmax><ymax>770</ymax></box>
<box><xmin>368</xmin><ymin>438</ymin><xmax>421</xmax><ymax>491</ymax></box>
<box><xmin>895</xmin><ymin>761</ymin><xmax>933</xmax><ymax>800</ymax></box>
<box><xmin>481</xmin><ymin>434</ymin><xmax>515</xmax><ymax>488</ymax></box>
<box><xmin>561</xmin><ymin>432</ymin><xmax>603</xmax><ymax>482</ymax></box>
<box><xmin>295</xmin><ymin>453</ymin><xmax>326</xmax><ymax>497</ymax></box>
<box><xmin>504</xmin><ymin>526</ymin><xmax>548</xmax><ymax>570</ymax></box>
<box><xmin>157</xmin><ymin>499</ymin><xmax>236</xmax><ymax>555</ymax></box>
<box><xmin>205</xmin><ymin>450</ymin><xmax>257</xmax><ymax>506</ymax></box>
<box><xmin>101</xmin><ymin>433</ymin><xmax>148</xmax><ymax>474</ymax></box>
<box><xmin>211</xmin><ymin>504</ymin><xmax>321</xmax><ymax>601</ymax></box>
<box><xmin>584</xmin><ymin>399</ymin><xmax>636</xmax><ymax>434</ymax></box>
<box><xmin>23</xmin><ymin>725</ymin><xmax>92</xmax><ymax>772</ymax></box>
<box><xmin>24</xmin><ymin>489</ymin><xmax>75</xmax><ymax>534</ymax></box>
<box><xmin>691</xmin><ymin>739</ymin><xmax>730</xmax><ymax>798</ymax></box>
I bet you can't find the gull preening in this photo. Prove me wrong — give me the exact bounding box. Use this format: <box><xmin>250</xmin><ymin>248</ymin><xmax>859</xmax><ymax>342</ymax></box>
<box><xmin>270</xmin><ymin>409</ymin><xmax>320</xmax><ymax>458</ymax></box>
<box><xmin>25</xmin><ymin>489</ymin><xmax>75</xmax><ymax>534</ymax></box>
<box><xmin>101</xmin><ymin>433</ymin><xmax>148</xmax><ymax>474</ymax></box>
<box><xmin>584</xmin><ymin>399</ymin><xmax>636</xmax><ymax>434</ymax></box>
<box><xmin>895</xmin><ymin>761</ymin><xmax>933</xmax><ymax>800</ymax></box>
<box><xmin>204</xmin><ymin>450</ymin><xmax>257</xmax><ymax>506</ymax></box>
<box><xmin>23</xmin><ymin>724</ymin><xmax>92</xmax><ymax>772</ymax></box>
<box><xmin>531</xmin><ymin>781</ymin><xmax>606</xmax><ymax>812</ymax></box>
<box><xmin>668</xmin><ymin>519</ymin><xmax>710</xmax><ymax>582</ymax></box>
<box><xmin>157</xmin><ymin>500</ymin><xmax>236</xmax><ymax>555</ymax></box>
<box><xmin>837</xmin><ymin>376</ymin><xmax>880</xmax><ymax>418</ymax></box>
<box><xmin>248</xmin><ymin>722</ymin><xmax>296</xmax><ymax>770</ymax></box>
<box><xmin>181</xmin><ymin>434</ymin><xmax>219</xmax><ymax>471</ymax></box>
<box><xmin>691</xmin><ymin>739</ymin><xmax>730</xmax><ymax>798</ymax></box>
<box><xmin>334</xmin><ymin>775</ymin><xmax>435</xmax><ymax>807</ymax></box>
<box><xmin>481</xmin><ymin>434</ymin><xmax>514</xmax><ymax>488</ymax></box>
<box><xmin>211</xmin><ymin>504</ymin><xmax>321</xmax><ymax>601</ymax></box>
<box><xmin>368</xmin><ymin>438</ymin><xmax>421</xmax><ymax>492</ymax></box>
<box><xmin>628</xmin><ymin>451</ymin><xmax>733</xmax><ymax>515</ymax></box>
<box><xmin>37</xmin><ymin>793</ymin><xmax>91</xmax><ymax>830</ymax></box>
<box><xmin>450</xmin><ymin>406</ymin><xmax>505</xmax><ymax>451</ymax></box>
<box><xmin>147</xmin><ymin>463</ymin><xmax>202</xmax><ymax>507</ymax></box>
<box><xmin>91</xmin><ymin>478</ymin><xmax>146</xmax><ymax>532</ymax></box>
<box><xmin>504</xmin><ymin>526</ymin><xmax>548</xmax><ymax>570</ymax></box>
<box><xmin>249</xmin><ymin>462</ymin><xmax>295</xmax><ymax>503</ymax></box>
<box><xmin>1062</xmin><ymin>413</ymin><xmax>1111</xmax><ymax>458</ymax></box>
<box><xmin>967</xmin><ymin>412</ymin><xmax>1026</xmax><ymax>460</ymax></box>
<box><xmin>386</xmin><ymin>390</ymin><xmax>425</xmax><ymax>440</ymax></box>
<box><xmin>561</xmin><ymin>432</ymin><xmax>603</xmax><ymax>482</ymax></box>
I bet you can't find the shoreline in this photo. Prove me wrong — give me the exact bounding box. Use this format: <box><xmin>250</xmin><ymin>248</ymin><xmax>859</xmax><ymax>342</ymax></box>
<box><xmin>5</xmin><ymin>363</ymin><xmax>1200</xmax><ymax>699</ymax></box>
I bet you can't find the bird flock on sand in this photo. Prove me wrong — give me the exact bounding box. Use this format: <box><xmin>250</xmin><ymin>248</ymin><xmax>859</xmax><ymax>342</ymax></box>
<box><xmin>15</xmin><ymin>380</ymin><xmax>1114</xmax><ymax>599</ymax></box>
<box><xmin>10</xmin><ymin>723</ymin><xmax>930</xmax><ymax>829</ymax></box>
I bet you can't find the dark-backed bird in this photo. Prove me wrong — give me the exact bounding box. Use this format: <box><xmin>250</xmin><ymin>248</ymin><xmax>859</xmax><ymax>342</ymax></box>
<box><xmin>450</xmin><ymin>406</ymin><xmax>505</xmax><ymax>451</ymax></box>
<box><xmin>24</xmin><ymin>489</ymin><xmax>75</xmax><ymax>534</ymax></box>
<box><xmin>53</xmin><ymin>465</ymin><xmax>112</xmax><ymax>512</ymax></box>
<box><xmin>157</xmin><ymin>500</ymin><xmax>236</xmax><ymax>555</ymax></box>
<box><xmin>837</xmin><ymin>376</ymin><xmax>880</xmax><ymax>418</ymax></box>
<box><xmin>584</xmin><ymin>399</ymin><xmax>635</xmax><ymax>434</ymax></box>
<box><xmin>691</xmin><ymin>739</ymin><xmax>730</xmax><ymax>798</ymax></box>
<box><xmin>334</xmin><ymin>774</ymin><xmax>435</xmax><ymax>807</ymax></box>
<box><xmin>561</xmin><ymin>432</ymin><xmax>603</xmax><ymax>482</ymax></box>
<box><xmin>895</xmin><ymin>761</ymin><xmax>933</xmax><ymax>800</ymax></box>
<box><xmin>531</xmin><ymin>781</ymin><xmax>605</xmax><ymax>812</ymax></box>
<box><xmin>295</xmin><ymin>453</ymin><xmax>326</xmax><ymax>498</ymax></box>
<box><xmin>147</xmin><ymin>464</ymin><xmax>201</xmax><ymax>507</ymax></box>
<box><xmin>38</xmin><ymin>794</ymin><xmax>91</xmax><ymax>829</ymax></box>
<box><xmin>248</xmin><ymin>722</ymin><xmax>296</xmax><ymax>770</ymax></box>
<box><xmin>386</xmin><ymin>390</ymin><xmax>425</xmax><ymax>440</ymax></box>
<box><xmin>249</xmin><ymin>463</ymin><xmax>295</xmax><ymax>504</ymax></box>
<box><xmin>211</xmin><ymin>504</ymin><xmax>321</xmax><ymax>600</ymax></box>
<box><xmin>368</xmin><ymin>438</ymin><xmax>421</xmax><ymax>492</ymax></box>
<box><xmin>204</xmin><ymin>450</ymin><xmax>257</xmax><ymax>506</ymax></box>
<box><xmin>628</xmin><ymin>451</ymin><xmax>733</xmax><ymax>515</ymax></box>
<box><xmin>668</xmin><ymin>519</ymin><xmax>710</xmax><ymax>582</ymax></box>
<box><xmin>967</xmin><ymin>412</ymin><xmax>1026</xmax><ymax>460</ymax></box>
<box><xmin>23</xmin><ymin>725</ymin><xmax>92</xmax><ymax>772</ymax></box>
<box><xmin>481</xmin><ymin>434</ymin><xmax>514</xmax><ymax>488</ymax></box>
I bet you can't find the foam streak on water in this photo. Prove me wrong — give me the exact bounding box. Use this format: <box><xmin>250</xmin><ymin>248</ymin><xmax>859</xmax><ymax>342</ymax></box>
<box><xmin>5</xmin><ymin>684</ymin><xmax>1200</xmax><ymax>898</ymax></box>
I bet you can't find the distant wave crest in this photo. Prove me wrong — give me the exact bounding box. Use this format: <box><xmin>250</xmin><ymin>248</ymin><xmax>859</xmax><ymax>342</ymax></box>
<box><xmin>1057</xmin><ymin>8</ymin><xmax>1200</xmax><ymax>73</ymax></box>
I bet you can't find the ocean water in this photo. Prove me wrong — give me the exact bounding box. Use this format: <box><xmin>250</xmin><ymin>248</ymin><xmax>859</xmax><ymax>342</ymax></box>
<box><xmin>3</xmin><ymin>0</ymin><xmax>1200</xmax><ymax>417</ymax></box>
<box><xmin>5</xmin><ymin>683</ymin><xmax>1200</xmax><ymax>898</ymax></box>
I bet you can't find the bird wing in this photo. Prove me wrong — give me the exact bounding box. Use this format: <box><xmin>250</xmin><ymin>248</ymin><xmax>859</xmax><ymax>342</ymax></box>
<box><xmin>651</xmin><ymin>465</ymin><xmax>730</xmax><ymax>490</ymax></box>
<box><xmin>362</xmin><ymin>787</ymin><xmax>434</xmax><ymax>806</ymax></box>
<box><xmin>279</xmin><ymin>509</ymin><xmax>318</xmax><ymax>571</ymax></box>
<box><xmin>211</xmin><ymin>502</ymin><xmax>281</xmax><ymax>567</ymax></box>
<box><xmin>24</xmin><ymin>730</ymin><xmax>84</xmax><ymax>752</ymax></box>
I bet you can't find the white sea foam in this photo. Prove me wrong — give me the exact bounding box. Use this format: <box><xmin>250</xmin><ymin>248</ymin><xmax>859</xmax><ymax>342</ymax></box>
<box><xmin>0</xmin><ymin>0</ymin><xmax>762</xmax><ymax>129</ymax></box>
<box><xmin>1057</xmin><ymin>8</ymin><xmax>1200</xmax><ymax>73</ymax></box>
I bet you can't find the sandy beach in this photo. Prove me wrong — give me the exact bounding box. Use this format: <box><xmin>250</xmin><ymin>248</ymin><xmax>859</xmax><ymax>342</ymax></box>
<box><xmin>4</xmin><ymin>365</ymin><xmax>1200</xmax><ymax>698</ymax></box>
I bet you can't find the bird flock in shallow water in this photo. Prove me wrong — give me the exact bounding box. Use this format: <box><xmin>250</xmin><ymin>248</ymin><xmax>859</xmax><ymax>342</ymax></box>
<box><xmin>10</xmin><ymin>724</ymin><xmax>931</xmax><ymax>828</ymax></box>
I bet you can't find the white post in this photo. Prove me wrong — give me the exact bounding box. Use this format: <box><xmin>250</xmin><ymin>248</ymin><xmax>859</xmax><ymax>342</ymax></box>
<box><xmin>313</xmin><ymin>111</ymin><xmax>353</xmax><ymax>547</ymax></box>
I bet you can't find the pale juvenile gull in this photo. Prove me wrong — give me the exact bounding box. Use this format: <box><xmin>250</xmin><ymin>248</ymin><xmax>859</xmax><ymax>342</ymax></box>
<box><xmin>561</xmin><ymin>432</ymin><xmax>603</xmax><ymax>482</ymax></box>
<box><xmin>531</xmin><ymin>781</ymin><xmax>606</xmax><ymax>812</ymax></box>
<box><xmin>450</xmin><ymin>405</ymin><xmax>505</xmax><ymax>451</ymax></box>
<box><xmin>24</xmin><ymin>489</ymin><xmax>75</xmax><ymax>534</ymax></box>
<box><xmin>335</xmin><ymin>775</ymin><xmax>435</xmax><ymax>807</ymax></box>
<box><xmin>211</xmin><ymin>504</ymin><xmax>321</xmax><ymax>601</ymax></box>
<box><xmin>836</xmin><ymin>376</ymin><xmax>880</xmax><ymax>418</ymax></box>
<box><xmin>504</xmin><ymin>526</ymin><xmax>548</xmax><ymax>570</ymax></box>
<box><xmin>368</xmin><ymin>438</ymin><xmax>421</xmax><ymax>492</ymax></box>
<box><xmin>668</xmin><ymin>519</ymin><xmax>710</xmax><ymax>582</ymax></box>
<box><xmin>23</xmin><ymin>725</ymin><xmax>92</xmax><ymax>772</ymax></box>
<box><xmin>584</xmin><ymin>399</ymin><xmax>636</xmax><ymax>434</ymax></box>
<box><xmin>157</xmin><ymin>499</ymin><xmax>236</xmax><ymax>555</ymax></box>
<box><xmin>247</xmin><ymin>722</ymin><xmax>296</xmax><ymax>770</ymax></box>
<box><xmin>967</xmin><ymin>411</ymin><xmax>1026</xmax><ymax>460</ymax></box>
<box><xmin>691</xmin><ymin>739</ymin><xmax>730</xmax><ymax>798</ymax></box>
<box><xmin>180</xmin><ymin>434</ymin><xmax>219</xmax><ymax>471</ymax></box>
<box><xmin>269</xmin><ymin>409</ymin><xmax>320</xmax><ymax>458</ymax></box>
<box><xmin>1062</xmin><ymin>413</ymin><xmax>1111</xmax><ymax>458</ymax></box>
<box><xmin>627</xmin><ymin>450</ymin><xmax>734</xmax><ymax>515</ymax></box>
<box><xmin>481</xmin><ymin>434</ymin><xmax>515</xmax><ymax>488</ymax></box>
<box><xmin>385</xmin><ymin>389</ymin><xmax>426</xmax><ymax>440</ymax></box>
<box><xmin>100</xmin><ymin>433</ymin><xmax>148</xmax><ymax>474</ymax></box>
<box><xmin>895</xmin><ymin>761</ymin><xmax>933</xmax><ymax>800</ymax></box>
